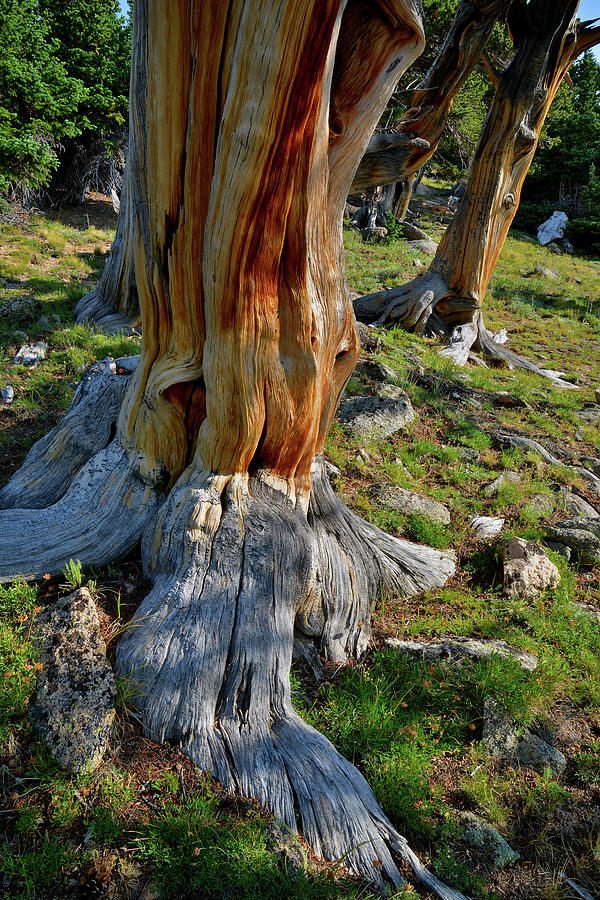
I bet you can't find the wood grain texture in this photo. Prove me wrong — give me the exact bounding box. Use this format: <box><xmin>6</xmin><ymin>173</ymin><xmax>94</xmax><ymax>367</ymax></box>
<box><xmin>351</xmin><ymin>0</ymin><xmax>509</xmax><ymax>191</ymax></box>
<box><xmin>0</xmin><ymin>361</ymin><xmax>130</xmax><ymax>509</ymax></box>
<box><xmin>0</xmin><ymin>4</ymin><xmax>465</xmax><ymax>891</ymax></box>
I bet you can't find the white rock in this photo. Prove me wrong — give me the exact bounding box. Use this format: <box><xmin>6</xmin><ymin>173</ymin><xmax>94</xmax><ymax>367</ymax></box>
<box><xmin>537</xmin><ymin>210</ymin><xmax>568</xmax><ymax>246</ymax></box>
<box><xmin>503</xmin><ymin>538</ymin><xmax>560</xmax><ymax>599</ymax></box>
<box><xmin>13</xmin><ymin>342</ymin><xmax>47</xmax><ymax>367</ymax></box>
<box><xmin>469</xmin><ymin>516</ymin><xmax>505</xmax><ymax>540</ymax></box>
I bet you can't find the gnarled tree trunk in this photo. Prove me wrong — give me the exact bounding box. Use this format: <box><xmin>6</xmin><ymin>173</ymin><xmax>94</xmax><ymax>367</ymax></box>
<box><xmin>0</xmin><ymin>2</ymin><xmax>464</xmax><ymax>895</ymax></box>
<box><xmin>350</xmin><ymin>0</ymin><xmax>509</xmax><ymax>193</ymax></box>
<box><xmin>355</xmin><ymin>0</ymin><xmax>600</xmax><ymax>381</ymax></box>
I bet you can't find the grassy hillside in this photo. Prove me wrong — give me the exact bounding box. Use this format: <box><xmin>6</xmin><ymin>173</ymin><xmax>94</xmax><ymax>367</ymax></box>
<box><xmin>0</xmin><ymin>198</ymin><xmax>599</xmax><ymax>900</ymax></box>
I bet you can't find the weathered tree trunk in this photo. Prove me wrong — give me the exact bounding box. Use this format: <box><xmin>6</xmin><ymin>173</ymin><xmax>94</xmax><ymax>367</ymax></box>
<box><xmin>355</xmin><ymin>0</ymin><xmax>600</xmax><ymax>379</ymax></box>
<box><xmin>350</xmin><ymin>0</ymin><xmax>509</xmax><ymax>193</ymax></box>
<box><xmin>74</xmin><ymin>161</ymin><xmax>139</xmax><ymax>333</ymax></box>
<box><xmin>0</xmin><ymin>2</ymin><xmax>463</xmax><ymax>895</ymax></box>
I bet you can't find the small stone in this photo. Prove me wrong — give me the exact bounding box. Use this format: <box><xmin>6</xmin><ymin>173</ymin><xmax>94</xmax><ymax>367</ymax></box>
<box><xmin>370</xmin><ymin>484</ymin><xmax>451</xmax><ymax>524</ymax></box>
<box><xmin>406</xmin><ymin>238</ymin><xmax>438</xmax><ymax>256</ymax></box>
<box><xmin>502</xmin><ymin>538</ymin><xmax>560</xmax><ymax>599</ymax></box>
<box><xmin>36</xmin><ymin>315</ymin><xmax>51</xmax><ymax>330</ymax></box>
<box><xmin>402</xmin><ymin>222</ymin><xmax>430</xmax><ymax>242</ymax></box>
<box><xmin>491</xmin><ymin>391</ymin><xmax>530</xmax><ymax>409</ymax></box>
<box><xmin>0</xmin><ymin>385</ymin><xmax>14</xmax><ymax>405</ymax></box>
<box><xmin>482</xmin><ymin>698</ymin><xmax>566</xmax><ymax>775</ymax></box>
<box><xmin>522</xmin><ymin>493</ymin><xmax>555</xmax><ymax>518</ymax></box>
<box><xmin>456</xmin><ymin>447</ymin><xmax>479</xmax><ymax>463</ymax></box>
<box><xmin>386</xmin><ymin>637</ymin><xmax>537</xmax><ymax>671</ymax></box>
<box><xmin>337</xmin><ymin>385</ymin><xmax>415</xmax><ymax>440</ymax></box>
<box><xmin>362</xmin><ymin>225</ymin><xmax>388</xmax><ymax>242</ymax></box>
<box><xmin>534</xmin><ymin>263</ymin><xmax>560</xmax><ymax>280</ymax></box>
<box><xmin>545</xmin><ymin>517</ymin><xmax>600</xmax><ymax>566</ymax></box>
<box><xmin>353</xmin><ymin>359</ymin><xmax>396</xmax><ymax>382</ymax></box>
<box><xmin>13</xmin><ymin>342</ymin><xmax>47</xmax><ymax>367</ymax></box>
<box><xmin>412</xmin><ymin>258</ymin><xmax>424</xmax><ymax>267</ymax></box>
<box><xmin>28</xmin><ymin>587</ymin><xmax>116</xmax><ymax>774</ymax></box>
<box><xmin>469</xmin><ymin>516</ymin><xmax>505</xmax><ymax>540</ymax></box>
<box><xmin>458</xmin><ymin>812</ymin><xmax>520</xmax><ymax>867</ymax></box>
<box><xmin>482</xmin><ymin>472</ymin><xmax>520</xmax><ymax>497</ymax></box>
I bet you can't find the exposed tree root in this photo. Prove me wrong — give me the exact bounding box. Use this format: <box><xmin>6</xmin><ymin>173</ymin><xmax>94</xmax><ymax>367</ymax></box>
<box><xmin>353</xmin><ymin>272</ymin><xmax>447</xmax><ymax>332</ymax></box>
<box><xmin>0</xmin><ymin>443</ymin><xmax>163</xmax><ymax>583</ymax></box>
<box><xmin>303</xmin><ymin>456</ymin><xmax>456</xmax><ymax>660</ymax></box>
<box><xmin>117</xmin><ymin>470</ymin><xmax>463</xmax><ymax>898</ymax></box>
<box><xmin>0</xmin><ymin>360</ymin><xmax>131</xmax><ymax>510</ymax></box>
<box><xmin>354</xmin><ymin>283</ymin><xmax>577</xmax><ymax>388</ymax></box>
<box><xmin>75</xmin><ymin>288</ymin><xmax>140</xmax><ymax>335</ymax></box>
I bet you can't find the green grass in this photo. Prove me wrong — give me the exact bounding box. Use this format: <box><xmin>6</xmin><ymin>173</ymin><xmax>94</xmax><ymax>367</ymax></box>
<box><xmin>1</xmin><ymin>201</ymin><xmax>600</xmax><ymax>899</ymax></box>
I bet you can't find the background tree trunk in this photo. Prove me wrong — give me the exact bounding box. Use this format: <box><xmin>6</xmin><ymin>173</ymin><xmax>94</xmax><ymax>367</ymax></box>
<box><xmin>355</xmin><ymin>0</ymin><xmax>600</xmax><ymax>380</ymax></box>
<box><xmin>0</xmin><ymin>2</ymin><xmax>463</xmax><ymax>894</ymax></box>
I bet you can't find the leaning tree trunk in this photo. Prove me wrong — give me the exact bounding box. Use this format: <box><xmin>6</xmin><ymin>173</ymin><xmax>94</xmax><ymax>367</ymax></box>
<box><xmin>350</xmin><ymin>0</ymin><xmax>509</xmax><ymax>194</ymax></box>
<box><xmin>0</xmin><ymin>2</ymin><xmax>464</xmax><ymax>896</ymax></box>
<box><xmin>355</xmin><ymin>0</ymin><xmax>600</xmax><ymax>380</ymax></box>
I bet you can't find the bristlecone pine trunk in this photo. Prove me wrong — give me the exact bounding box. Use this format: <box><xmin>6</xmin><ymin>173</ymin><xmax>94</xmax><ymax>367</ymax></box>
<box><xmin>0</xmin><ymin>1</ymin><xmax>464</xmax><ymax>895</ymax></box>
<box><xmin>75</xmin><ymin>0</ymin><xmax>508</xmax><ymax>332</ymax></box>
<box><xmin>355</xmin><ymin>0</ymin><xmax>600</xmax><ymax>381</ymax></box>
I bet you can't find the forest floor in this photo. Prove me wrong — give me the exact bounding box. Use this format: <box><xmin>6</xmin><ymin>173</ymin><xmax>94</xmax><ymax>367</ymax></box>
<box><xmin>0</xmin><ymin>191</ymin><xmax>599</xmax><ymax>900</ymax></box>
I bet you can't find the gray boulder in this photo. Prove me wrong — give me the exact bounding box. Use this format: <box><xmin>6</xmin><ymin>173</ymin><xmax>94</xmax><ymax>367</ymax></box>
<box><xmin>370</xmin><ymin>484</ymin><xmax>450</xmax><ymax>524</ymax></box>
<box><xmin>28</xmin><ymin>587</ymin><xmax>116</xmax><ymax>774</ymax></box>
<box><xmin>406</xmin><ymin>238</ymin><xmax>438</xmax><ymax>256</ymax></box>
<box><xmin>545</xmin><ymin>517</ymin><xmax>600</xmax><ymax>565</ymax></box>
<box><xmin>362</xmin><ymin>225</ymin><xmax>388</xmax><ymax>242</ymax></box>
<box><xmin>537</xmin><ymin>211</ymin><xmax>568</xmax><ymax>246</ymax></box>
<box><xmin>502</xmin><ymin>538</ymin><xmax>560</xmax><ymax>599</ymax></box>
<box><xmin>402</xmin><ymin>222</ymin><xmax>430</xmax><ymax>242</ymax></box>
<box><xmin>482</xmin><ymin>698</ymin><xmax>566</xmax><ymax>775</ymax></box>
<box><xmin>386</xmin><ymin>636</ymin><xmax>538</xmax><ymax>671</ymax></box>
<box><xmin>557</xmin><ymin>486</ymin><xmax>598</xmax><ymax>518</ymax></box>
<box><xmin>337</xmin><ymin>384</ymin><xmax>415</xmax><ymax>440</ymax></box>
<box><xmin>458</xmin><ymin>812</ymin><xmax>520</xmax><ymax>867</ymax></box>
<box><xmin>482</xmin><ymin>472</ymin><xmax>520</xmax><ymax>497</ymax></box>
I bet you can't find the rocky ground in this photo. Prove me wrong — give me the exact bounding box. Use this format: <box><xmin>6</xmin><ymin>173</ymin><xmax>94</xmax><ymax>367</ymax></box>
<box><xmin>0</xmin><ymin>194</ymin><xmax>599</xmax><ymax>899</ymax></box>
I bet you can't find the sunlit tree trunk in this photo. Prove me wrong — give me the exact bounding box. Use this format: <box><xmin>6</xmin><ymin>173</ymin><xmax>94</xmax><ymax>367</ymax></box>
<box><xmin>356</xmin><ymin>0</ymin><xmax>600</xmax><ymax>378</ymax></box>
<box><xmin>0</xmin><ymin>2</ymin><xmax>464</xmax><ymax>895</ymax></box>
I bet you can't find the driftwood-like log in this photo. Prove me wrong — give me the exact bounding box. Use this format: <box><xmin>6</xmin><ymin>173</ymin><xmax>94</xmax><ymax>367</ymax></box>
<box><xmin>0</xmin><ymin>360</ymin><xmax>130</xmax><ymax>509</ymax></box>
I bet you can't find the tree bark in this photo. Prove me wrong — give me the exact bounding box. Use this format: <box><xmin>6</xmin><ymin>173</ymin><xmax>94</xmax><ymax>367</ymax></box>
<box><xmin>350</xmin><ymin>0</ymin><xmax>509</xmax><ymax>193</ymax></box>
<box><xmin>356</xmin><ymin>0</ymin><xmax>600</xmax><ymax>380</ymax></box>
<box><xmin>0</xmin><ymin>2</ymin><xmax>464</xmax><ymax>894</ymax></box>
